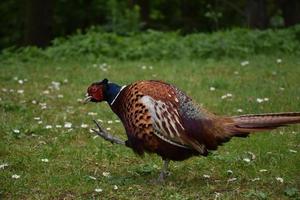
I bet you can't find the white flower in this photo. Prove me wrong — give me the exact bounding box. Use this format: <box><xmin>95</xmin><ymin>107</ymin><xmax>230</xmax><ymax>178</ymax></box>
<box><xmin>243</xmin><ymin>158</ymin><xmax>251</xmax><ymax>163</ymax></box>
<box><xmin>13</xmin><ymin>129</ymin><xmax>20</xmax><ymax>134</ymax></box>
<box><xmin>38</xmin><ymin>121</ymin><xmax>43</xmax><ymax>124</ymax></box>
<box><xmin>102</xmin><ymin>172</ymin><xmax>110</xmax><ymax>177</ymax></box>
<box><xmin>100</xmin><ymin>63</ymin><xmax>108</xmax><ymax>67</ymax></box>
<box><xmin>234</xmin><ymin>71</ymin><xmax>239</xmax><ymax>75</ymax></box>
<box><xmin>32</xmin><ymin>100</ymin><xmax>37</xmax><ymax>104</ymax></box>
<box><xmin>221</xmin><ymin>93</ymin><xmax>233</xmax><ymax>99</ymax></box>
<box><xmin>12</xmin><ymin>174</ymin><xmax>20</xmax><ymax>179</ymax></box>
<box><xmin>51</xmin><ymin>81</ymin><xmax>61</xmax><ymax>90</ymax></box>
<box><xmin>279</xmin><ymin>131</ymin><xmax>284</xmax><ymax>135</ymax></box>
<box><xmin>276</xmin><ymin>177</ymin><xmax>284</xmax><ymax>183</ymax></box>
<box><xmin>237</xmin><ymin>109</ymin><xmax>243</xmax><ymax>113</ymax></box>
<box><xmin>247</xmin><ymin>151</ymin><xmax>256</xmax><ymax>160</ymax></box>
<box><xmin>88</xmin><ymin>176</ymin><xmax>97</xmax><ymax>180</ymax></box>
<box><xmin>203</xmin><ymin>174</ymin><xmax>210</xmax><ymax>178</ymax></box>
<box><xmin>100</xmin><ymin>67</ymin><xmax>108</xmax><ymax>72</ymax></box>
<box><xmin>17</xmin><ymin>90</ymin><xmax>24</xmax><ymax>94</ymax></box>
<box><xmin>259</xmin><ymin>168</ymin><xmax>267</xmax><ymax>172</ymax></box>
<box><xmin>214</xmin><ymin>192</ymin><xmax>221</xmax><ymax>199</ymax></box>
<box><xmin>66</xmin><ymin>129</ymin><xmax>73</xmax><ymax>132</ymax></box>
<box><xmin>39</xmin><ymin>141</ymin><xmax>46</xmax><ymax>145</ymax></box>
<box><xmin>113</xmin><ymin>185</ymin><xmax>118</xmax><ymax>190</ymax></box>
<box><xmin>81</xmin><ymin>124</ymin><xmax>88</xmax><ymax>128</ymax></box>
<box><xmin>67</xmin><ymin>108</ymin><xmax>74</xmax><ymax>114</ymax></box>
<box><xmin>0</xmin><ymin>163</ymin><xmax>8</xmax><ymax>170</ymax></box>
<box><xmin>240</xmin><ymin>61</ymin><xmax>249</xmax><ymax>66</ymax></box>
<box><xmin>107</xmin><ymin>120</ymin><xmax>113</xmax><ymax>124</ymax></box>
<box><xmin>256</xmin><ymin>98</ymin><xmax>264</xmax><ymax>103</ymax></box>
<box><xmin>39</xmin><ymin>102</ymin><xmax>47</xmax><ymax>109</ymax></box>
<box><xmin>227</xmin><ymin>177</ymin><xmax>237</xmax><ymax>182</ymax></box>
<box><xmin>227</xmin><ymin>170</ymin><xmax>233</xmax><ymax>174</ymax></box>
<box><xmin>289</xmin><ymin>149</ymin><xmax>297</xmax><ymax>153</ymax></box>
<box><xmin>115</xmin><ymin>120</ymin><xmax>120</xmax><ymax>123</ymax></box>
<box><xmin>279</xmin><ymin>87</ymin><xmax>285</xmax><ymax>91</ymax></box>
<box><xmin>2</xmin><ymin>88</ymin><xmax>8</xmax><ymax>92</ymax></box>
<box><xmin>57</xmin><ymin>94</ymin><xmax>64</xmax><ymax>98</ymax></box>
<box><xmin>45</xmin><ymin>125</ymin><xmax>52</xmax><ymax>129</ymax></box>
<box><xmin>43</xmin><ymin>90</ymin><xmax>50</xmax><ymax>94</ymax></box>
<box><xmin>221</xmin><ymin>95</ymin><xmax>227</xmax><ymax>99</ymax></box>
<box><xmin>64</xmin><ymin>122</ymin><xmax>72</xmax><ymax>128</ymax></box>
<box><xmin>18</xmin><ymin>80</ymin><xmax>24</xmax><ymax>84</ymax></box>
<box><xmin>34</xmin><ymin>117</ymin><xmax>41</xmax><ymax>120</ymax></box>
<box><xmin>56</xmin><ymin>125</ymin><xmax>62</xmax><ymax>128</ymax></box>
<box><xmin>209</xmin><ymin>87</ymin><xmax>216</xmax><ymax>91</ymax></box>
<box><xmin>93</xmin><ymin>135</ymin><xmax>98</xmax><ymax>139</ymax></box>
<box><xmin>276</xmin><ymin>58</ymin><xmax>282</xmax><ymax>64</ymax></box>
<box><xmin>106</xmin><ymin>127</ymin><xmax>111</xmax><ymax>131</ymax></box>
<box><xmin>149</xmin><ymin>66</ymin><xmax>153</xmax><ymax>70</ymax></box>
<box><xmin>88</xmin><ymin>112</ymin><xmax>97</xmax><ymax>116</ymax></box>
<box><xmin>95</xmin><ymin>188</ymin><xmax>103</xmax><ymax>193</ymax></box>
<box><xmin>141</xmin><ymin>65</ymin><xmax>147</xmax><ymax>70</ymax></box>
<box><xmin>41</xmin><ymin>158</ymin><xmax>49</xmax><ymax>163</ymax></box>
<box><xmin>256</xmin><ymin>98</ymin><xmax>269</xmax><ymax>103</ymax></box>
<box><xmin>251</xmin><ymin>177</ymin><xmax>260</xmax><ymax>182</ymax></box>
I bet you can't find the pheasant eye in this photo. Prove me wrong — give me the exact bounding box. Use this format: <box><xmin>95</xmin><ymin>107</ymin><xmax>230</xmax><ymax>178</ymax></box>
<box><xmin>89</xmin><ymin>86</ymin><xmax>98</xmax><ymax>94</ymax></box>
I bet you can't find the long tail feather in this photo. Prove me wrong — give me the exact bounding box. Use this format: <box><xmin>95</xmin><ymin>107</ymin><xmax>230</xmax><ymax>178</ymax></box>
<box><xmin>226</xmin><ymin>112</ymin><xmax>300</xmax><ymax>135</ymax></box>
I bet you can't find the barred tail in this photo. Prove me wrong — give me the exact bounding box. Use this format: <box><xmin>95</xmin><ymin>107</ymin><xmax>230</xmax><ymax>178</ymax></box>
<box><xmin>226</xmin><ymin>112</ymin><xmax>300</xmax><ymax>135</ymax></box>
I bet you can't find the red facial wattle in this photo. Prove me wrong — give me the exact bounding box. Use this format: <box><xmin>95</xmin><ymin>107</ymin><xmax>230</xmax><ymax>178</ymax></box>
<box><xmin>88</xmin><ymin>85</ymin><xmax>104</xmax><ymax>102</ymax></box>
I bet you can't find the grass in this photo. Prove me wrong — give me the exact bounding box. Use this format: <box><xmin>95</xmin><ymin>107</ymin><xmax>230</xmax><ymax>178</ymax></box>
<box><xmin>1</xmin><ymin>55</ymin><xmax>300</xmax><ymax>199</ymax></box>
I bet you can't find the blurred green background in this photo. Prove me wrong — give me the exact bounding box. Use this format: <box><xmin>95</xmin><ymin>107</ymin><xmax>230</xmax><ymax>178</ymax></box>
<box><xmin>1</xmin><ymin>0</ymin><xmax>300</xmax><ymax>49</ymax></box>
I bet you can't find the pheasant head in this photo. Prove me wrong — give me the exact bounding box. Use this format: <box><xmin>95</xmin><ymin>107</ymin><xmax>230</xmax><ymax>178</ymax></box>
<box><xmin>84</xmin><ymin>78</ymin><xmax>123</xmax><ymax>104</ymax></box>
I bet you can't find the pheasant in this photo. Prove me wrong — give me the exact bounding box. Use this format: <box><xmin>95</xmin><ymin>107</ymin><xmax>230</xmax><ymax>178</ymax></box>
<box><xmin>84</xmin><ymin>78</ymin><xmax>300</xmax><ymax>181</ymax></box>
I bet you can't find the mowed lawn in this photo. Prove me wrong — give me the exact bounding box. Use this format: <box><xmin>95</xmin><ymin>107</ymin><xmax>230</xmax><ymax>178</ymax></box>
<box><xmin>1</xmin><ymin>55</ymin><xmax>300</xmax><ymax>199</ymax></box>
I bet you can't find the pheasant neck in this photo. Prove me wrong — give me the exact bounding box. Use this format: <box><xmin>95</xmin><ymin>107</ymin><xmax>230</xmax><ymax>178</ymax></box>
<box><xmin>105</xmin><ymin>83</ymin><xmax>125</xmax><ymax>105</ymax></box>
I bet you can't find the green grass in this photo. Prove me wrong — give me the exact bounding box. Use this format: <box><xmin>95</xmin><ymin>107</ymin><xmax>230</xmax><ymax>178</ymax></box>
<box><xmin>1</xmin><ymin>55</ymin><xmax>300</xmax><ymax>199</ymax></box>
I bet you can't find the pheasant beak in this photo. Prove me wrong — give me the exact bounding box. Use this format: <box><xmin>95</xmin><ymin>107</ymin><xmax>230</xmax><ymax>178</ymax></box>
<box><xmin>83</xmin><ymin>93</ymin><xmax>92</xmax><ymax>104</ymax></box>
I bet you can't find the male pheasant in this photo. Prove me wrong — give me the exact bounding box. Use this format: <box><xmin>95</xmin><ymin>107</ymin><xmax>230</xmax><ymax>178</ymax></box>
<box><xmin>84</xmin><ymin>78</ymin><xmax>300</xmax><ymax>181</ymax></box>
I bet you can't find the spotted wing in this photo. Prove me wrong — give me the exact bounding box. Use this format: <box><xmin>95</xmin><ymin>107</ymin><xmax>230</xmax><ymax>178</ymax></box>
<box><xmin>140</xmin><ymin>95</ymin><xmax>206</xmax><ymax>153</ymax></box>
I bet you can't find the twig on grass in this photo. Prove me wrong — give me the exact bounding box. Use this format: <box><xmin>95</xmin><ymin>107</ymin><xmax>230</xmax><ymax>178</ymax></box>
<box><xmin>92</xmin><ymin>119</ymin><xmax>125</xmax><ymax>145</ymax></box>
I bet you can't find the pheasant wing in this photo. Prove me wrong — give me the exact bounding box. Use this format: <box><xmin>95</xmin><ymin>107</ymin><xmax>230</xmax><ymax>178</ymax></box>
<box><xmin>140</xmin><ymin>95</ymin><xmax>207</xmax><ymax>153</ymax></box>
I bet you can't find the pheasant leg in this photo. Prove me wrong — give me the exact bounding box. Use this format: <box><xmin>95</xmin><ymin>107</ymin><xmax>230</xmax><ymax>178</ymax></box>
<box><xmin>157</xmin><ymin>159</ymin><xmax>170</xmax><ymax>182</ymax></box>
